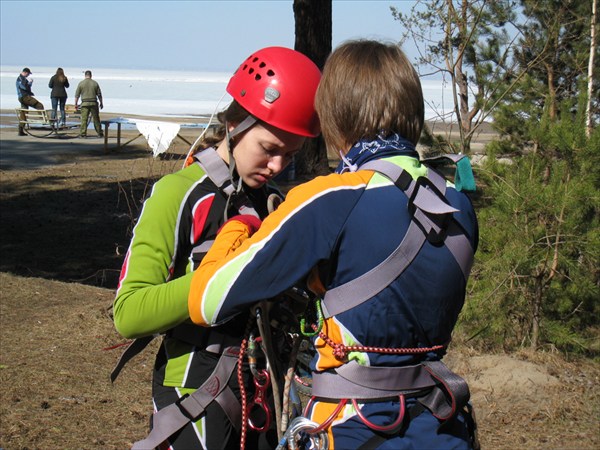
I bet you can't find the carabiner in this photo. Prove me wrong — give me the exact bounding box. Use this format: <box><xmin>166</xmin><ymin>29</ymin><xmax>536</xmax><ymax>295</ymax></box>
<box><xmin>247</xmin><ymin>369</ymin><xmax>272</xmax><ymax>432</ymax></box>
<box><xmin>276</xmin><ymin>416</ymin><xmax>329</xmax><ymax>450</ymax></box>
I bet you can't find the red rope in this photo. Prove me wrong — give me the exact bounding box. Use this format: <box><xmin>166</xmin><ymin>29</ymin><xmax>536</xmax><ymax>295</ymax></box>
<box><xmin>317</xmin><ymin>330</ymin><xmax>445</xmax><ymax>361</ymax></box>
<box><xmin>101</xmin><ymin>340</ymin><xmax>132</xmax><ymax>351</ymax></box>
<box><xmin>237</xmin><ymin>337</ymin><xmax>249</xmax><ymax>450</ymax></box>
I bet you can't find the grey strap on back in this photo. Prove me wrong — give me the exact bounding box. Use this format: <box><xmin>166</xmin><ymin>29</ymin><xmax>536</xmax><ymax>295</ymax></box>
<box><xmin>321</xmin><ymin>159</ymin><xmax>473</xmax><ymax>319</ymax></box>
<box><xmin>131</xmin><ymin>346</ymin><xmax>241</xmax><ymax>450</ymax></box>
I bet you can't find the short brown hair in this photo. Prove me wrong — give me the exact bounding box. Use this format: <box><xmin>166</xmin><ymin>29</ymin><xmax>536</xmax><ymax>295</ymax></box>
<box><xmin>315</xmin><ymin>40</ymin><xmax>424</xmax><ymax>151</ymax></box>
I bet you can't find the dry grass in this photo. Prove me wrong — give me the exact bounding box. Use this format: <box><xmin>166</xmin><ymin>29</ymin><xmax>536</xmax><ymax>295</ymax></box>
<box><xmin>1</xmin><ymin>272</ymin><xmax>598</xmax><ymax>449</ymax></box>
<box><xmin>1</xmin><ymin>116</ymin><xmax>598</xmax><ymax>449</ymax></box>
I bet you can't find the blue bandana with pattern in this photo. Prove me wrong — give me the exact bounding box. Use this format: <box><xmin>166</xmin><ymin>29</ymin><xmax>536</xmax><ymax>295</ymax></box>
<box><xmin>335</xmin><ymin>133</ymin><xmax>419</xmax><ymax>174</ymax></box>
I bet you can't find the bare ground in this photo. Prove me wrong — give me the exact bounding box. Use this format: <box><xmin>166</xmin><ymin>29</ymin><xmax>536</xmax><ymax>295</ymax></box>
<box><xmin>0</xmin><ymin>115</ymin><xmax>598</xmax><ymax>449</ymax></box>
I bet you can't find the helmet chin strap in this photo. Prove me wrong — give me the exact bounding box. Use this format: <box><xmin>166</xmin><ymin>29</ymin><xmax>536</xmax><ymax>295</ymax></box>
<box><xmin>224</xmin><ymin>115</ymin><xmax>258</xmax><ymax>211</ymax></box>
<box><xmin>228</xmin><ymin>115</ymin><xmax>257</xmax><ymax>141</ymax></box>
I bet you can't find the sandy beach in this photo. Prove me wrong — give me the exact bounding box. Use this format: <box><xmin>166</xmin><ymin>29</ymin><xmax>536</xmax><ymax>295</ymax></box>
<box><xmin>1</xmin><ymin>107</ymin><xmax>496</xmax><ymax>171</ymax></box>
<box><xmin>1</xmin><ymin>109</ymin><xmax>213</xmax><ymax>170</ymax></box>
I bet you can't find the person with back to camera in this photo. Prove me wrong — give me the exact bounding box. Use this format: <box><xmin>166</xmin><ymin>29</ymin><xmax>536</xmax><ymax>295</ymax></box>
<box><xmin>16</xmin><ymin>67</ymin><xmax>44</xmax><ymax>136</ymax></box>
<box><xmin>112</xmin><ymin>46</ymin><xmax>321</xmax><ymax>449</ymax></box>
<box><xmin>74</xmin><ymin>70</ymin><xmax>104</xmax><ymax>138</ymax></box>
<box><xmin>48</xmin><ymin>67</ymin><xmax>70</xmax><ymax>128</ymax></box>
<box><xmin>188</xmin><ymin>39</ymin><xmax>480</xmax><ymax>449</ymax></box>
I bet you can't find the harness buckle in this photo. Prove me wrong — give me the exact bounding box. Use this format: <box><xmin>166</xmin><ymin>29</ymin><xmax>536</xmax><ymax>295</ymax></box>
<box><xmin>174</xmin><ymin>393</ymin><xmax>195</xmax><ymax>421</ymax></box>
<box><xmin>407</xmin><ymin>176</ymin><xmax>452</xmax><ymax>245</ymax></box>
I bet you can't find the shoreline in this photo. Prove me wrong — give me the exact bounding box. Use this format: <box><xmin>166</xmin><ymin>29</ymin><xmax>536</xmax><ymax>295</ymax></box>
<box><xmin>0</xmin><ymin>108</ymin><xmax>214</xmax><ymax>128</ymax></box>
<box><xmin>1</xmin><ymin>108</ymin><xmax>496</xmax><ymax>132</ymax></box>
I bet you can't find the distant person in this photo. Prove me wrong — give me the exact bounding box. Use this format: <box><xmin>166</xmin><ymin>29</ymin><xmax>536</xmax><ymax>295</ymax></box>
<box><xmin>74</xmin><ymin>70</ymin><xmax>104</xmax><ymax>138</ymax></box>
<box><xmin>16</xmin><ymin>67</ymin><xmax>44</xmax><ymax>136</ymax></box>
<box><xmin>48</xmin><ymin>68</ymin><xmax>70</xmax><ymax>127</ymax></box>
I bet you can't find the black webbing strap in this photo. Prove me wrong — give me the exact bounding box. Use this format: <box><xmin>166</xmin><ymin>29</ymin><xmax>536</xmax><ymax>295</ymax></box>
<box><xmin>110</xmin><ymin>335</ymin><xmax>155</xmax><ymax>383</ymax></box>
<box><xmin>131</xmin><ymin>346</ymin><xmax>241</xmax><ymax>450</ymax></box>
<box><xmin>110</xmin><ymin>322</ymin><xmax>244</xmax><ymax>383</ymax></box>
<box><xmin>419</xmin><ymin>360</ymin><xmax>470</xmax><ymax>421</ymax></box>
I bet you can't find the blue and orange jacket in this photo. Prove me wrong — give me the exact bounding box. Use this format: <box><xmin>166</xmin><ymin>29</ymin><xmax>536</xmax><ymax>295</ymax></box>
<box><xmin>189</xmin><ymin>149</ymin><xmax>478</xmax><ymax>373</ymax></box>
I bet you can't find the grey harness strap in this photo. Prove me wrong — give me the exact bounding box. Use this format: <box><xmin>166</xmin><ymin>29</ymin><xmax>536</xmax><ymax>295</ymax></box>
<box><xmin>312</xmin><ymin>360</ymin><xmax>470</xmax><ymax>421</ymax></box>
<box><xmin>312</xmin><ymin>361</ymin><xmax>438</xmax><ymax>399</ymax></box>
<box><xmin>195</xmin><ymin>146</ymin><xmax>260</xmax><ymax>219</ymax></box>
<box><xmin>419</xmin><ymin>360</ymin><xmax>470</xmax><ymax>420</ymax></box>
<box><xmin>195</xmin><ymin>146</ymin><xmax>237</xmax><ymax>198</ymax></box>
<box><xmin>321</xmin><ymin>159</ymin><xmax>474</xmax><ymax>319</ymax></box>
<box><xmin>131</xmin><ymin>346</ymin><xmax>241</xmax><ymax>450</ymax></box>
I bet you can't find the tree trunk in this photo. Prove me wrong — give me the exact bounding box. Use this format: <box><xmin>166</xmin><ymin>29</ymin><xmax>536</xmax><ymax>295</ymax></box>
<box><xmin>531</xmin><ymin>275</ymin><xmax>543</xmax><ymax>350</ymax></box>
<box><xmin>586</xmin><ymin>0</ymin><xmax>597</xmax><ymax>138</ymax></box>
<box><xmin>293</xmin><ymin>0</ymin><xmax>332</xmax><ymax>179</ymax></box>
<box><xmin>546</xmin><ymin>63</ymin><xmax>557</xmax><ymax>121</ymax></box>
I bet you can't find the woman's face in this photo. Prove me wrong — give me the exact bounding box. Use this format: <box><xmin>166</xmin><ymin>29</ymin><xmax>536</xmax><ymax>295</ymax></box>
<box><xmin>232</xmin><ymin>122</ymin><xmax>305</xmax><ymax>189</ymax></box>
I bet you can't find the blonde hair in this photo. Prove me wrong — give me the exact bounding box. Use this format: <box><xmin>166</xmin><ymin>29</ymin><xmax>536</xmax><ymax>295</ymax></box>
<box><xmin>315</xmin><ymin>40</ymin><xmax>424</xmax><ymax>152</ymax></box>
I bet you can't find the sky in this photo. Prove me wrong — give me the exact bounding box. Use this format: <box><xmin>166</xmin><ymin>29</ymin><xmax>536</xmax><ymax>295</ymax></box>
<box><xmin>0</xmin><ymin>0</ymin><xmax>419</xmax><ymax>73</ymax></box>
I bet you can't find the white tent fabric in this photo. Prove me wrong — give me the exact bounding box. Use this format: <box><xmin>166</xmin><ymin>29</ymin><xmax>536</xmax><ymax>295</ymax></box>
<box><xmin>134</xmin><ymin>119</ymin><xmax>181</xmax><ymax>157</ymax></box>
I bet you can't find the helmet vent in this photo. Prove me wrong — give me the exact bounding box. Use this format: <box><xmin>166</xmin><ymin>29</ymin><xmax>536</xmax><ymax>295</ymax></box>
<box><xmin>248</xmin><ymin>68</ymin><xmax>255</xmax><ymax>75</ymax></box>
<box><xmin>267</xmin><ymin>70</ymin><xmax>275</xmax><ymax>77</ymax></box>
<box><xmin>259</xmin><ymin>62</ymin><xmax>266</xmax><ymax>68</ymax></box>
<box><xmin>255</xmin><ymin>74</ymin><xmax>262</xmax><ymax>81</ymax></box>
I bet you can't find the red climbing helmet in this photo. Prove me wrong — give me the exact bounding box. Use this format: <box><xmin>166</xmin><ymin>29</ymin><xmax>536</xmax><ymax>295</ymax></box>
<box><xmin>227</xmin><ymin>47</ymin><xmax>321</xmax><ymax>137</ymax></box>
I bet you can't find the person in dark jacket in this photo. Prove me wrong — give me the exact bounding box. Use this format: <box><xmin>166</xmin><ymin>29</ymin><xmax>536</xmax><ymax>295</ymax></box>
<box><xmin>188</xmin><ymin>40</ymin><xmax>480</xmax><ymax>449</ymax></box>
<box><xmin>48</xmin><ymin>67</ymin><xmax>70</xmax><ymax>127</ymax></box>
<box><xmin>16</xmin><ymin>67</ymin><xmax>44</xmax><ymax>136</ymax></box>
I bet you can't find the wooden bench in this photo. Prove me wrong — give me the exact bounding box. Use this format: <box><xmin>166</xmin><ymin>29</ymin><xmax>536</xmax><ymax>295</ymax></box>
<box><xmin>65</xmin><ymin>104</ymin><xmax>83</xmax><ymax>123</ymax></box>
<box><xmin>16</xmin><ymin>108</ymin><xmax>80</xmax><ymax>138</ymax></box>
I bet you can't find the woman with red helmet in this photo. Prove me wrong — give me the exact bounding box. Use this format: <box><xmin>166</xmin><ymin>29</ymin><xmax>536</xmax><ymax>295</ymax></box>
<box><xmin>112</xmin><ymin>47</ymin><xmax>320</xmax><ymax>449</ymax></box>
